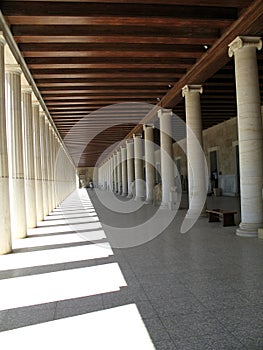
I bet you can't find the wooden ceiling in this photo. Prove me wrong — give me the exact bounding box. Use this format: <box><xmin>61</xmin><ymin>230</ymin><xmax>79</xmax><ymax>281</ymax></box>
<box><xmin>0</xmin><ymin>0</ymin><xmax>262</xmax><ymax>167</ymax></box>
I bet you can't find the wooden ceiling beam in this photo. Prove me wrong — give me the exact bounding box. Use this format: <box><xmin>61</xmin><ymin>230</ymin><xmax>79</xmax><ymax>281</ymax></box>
<box><xmin>33</xmin><ymin>73</ymin><xmax>182</xmax><ymax>79</ymax></box>
<box><xmin>14</xmin><ymin>35</ymin><xmax>217</xmax><ymax>45</ymax></box>
<box><xmin>1</xmin><ymin>0</ymin><xmax>251</xmax><ymax>7</ymax></box>
<box><xmin>37</xmin><ymin>82</ymin><xmax>177</xmax><ymax>87</ymax></box>
<box><xmin>126</xmin><ymin>0</ymin><xmax>263</xmax><ymax>139</ymax></box>
<box><xmin>23</xmin><ymin>50</ymin><xmax>202</xmax><ymax>59</ymax></box>
<box><xmin>28</xmin><ymin>63</ymin><xmax>193</xmax><ymax>69</ymax></box>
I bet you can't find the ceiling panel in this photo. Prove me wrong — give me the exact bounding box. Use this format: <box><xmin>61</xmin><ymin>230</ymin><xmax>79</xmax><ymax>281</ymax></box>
<box><xmin>0</xmin><ymin>0</ymin><xmax>262</xmax><ymax>166</ymax></box>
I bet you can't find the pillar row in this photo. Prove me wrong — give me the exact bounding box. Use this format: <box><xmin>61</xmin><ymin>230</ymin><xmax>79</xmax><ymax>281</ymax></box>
<box><xmin>39</xmin><ymin>111</ymin><xmax>49</xmax><ymax>217</ymax></box>
<box><xmin>182</xmin><ymin>84</ymin><xmax>207</xmax><ymax>217</ymax></box>
<box><xmin>117</xmin><ymin>149</ymin><xmax>122</xmax><ymax>195</ymax></box>
<box><xmin>158</xmin><ymin>109</ymin><xmax>174</xmax><ymax>209</ymax></box>
<box><xmin>32</xmin><ymin>100</ymin><xmax>44</xmax><ymax>222</ymax></box>
<box><xmin>133</xmin><ymin>134</ymin><xmax>145</xmax><ymax>201</ymax></box>
<box><xmin>126</xmin><ymin>139</ymin><xmax>135</xmax><ymax>199</ymax></box>
<box><xmin>5</xmin><ymin>64</ymin><xmax>27</xmax><ymax>238</ymax></box>
<box><xmin>22</xmin><ymin>85</ymin><xmax>37</xmax><ymax>228</ymax></box>
<box><xmin>121</xmin><ymin>146</ymin><xmax>128</xmax><ymax>196</ymax></box>
<box><xmin>143</xmin><ymin>124</ymin><xmax>155</xmax><ymax>204</ymax></box>
<box><xmin>0</xmin><ymin>34</ymin><xmax>12</xmax><ymax>254</ymax></box>
<box><xmin>229</xmin><ymin>36</ymin><xmax>263</xmax><ymax>237</ymax></box>
<box><xmin>113</xmin><ymin>152</ymin><xmax>118</xmax><ymax>193</ymax></box>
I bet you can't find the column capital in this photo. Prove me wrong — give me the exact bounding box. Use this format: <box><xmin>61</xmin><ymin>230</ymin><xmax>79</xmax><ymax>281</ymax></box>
<box><xmin>228</xmin><ymin>36</ymin><xmax>262</xmax><ymax>57</ymax></box>
<box><xmin>133</xmin><ymin>133</ymin><xmax>142</xmax><ymax>139</ymax></box>
<box><xmin>126</xmin><ymin>138</ymin><xmax>134</xmax><ymax>145</ymax></box>
<box><xmin>21</xmin><ymin>84</ymin><xmax>33</xmax><ymax>94</ymax></box>
<box><xmin>143</xmin><ymin>124</ymin><xmax>155</xmax><ymax>131</ymax></box>
<box><xmin>32</xmin><ymin>100</ymin><xmax>40</xmax><ymax>107</ymax></box>
<box><xmin>182</xmin><ymin>84</ymin><xmax>203</xmax><ymax>97</ymax></box>
<box><xmin>5</xmin><ymin>64</ymin><xmax>22</xmax><ymax>74</ymax></box>
<box><xmin>157</xmin><ymin>108</ymin><xmax>172</xmax><ymax>119</ymax></box>
<box><xmin>39</xmin><ymin>109</ymin><xmax>46</xmax><ymax>118</ymax></box>
<box><xmin>0</xmin><ymin>32</ymin><xmax>6</xmax><ymax>46</ymax></box>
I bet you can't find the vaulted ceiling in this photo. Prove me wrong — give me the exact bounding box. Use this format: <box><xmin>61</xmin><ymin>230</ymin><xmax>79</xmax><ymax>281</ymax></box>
<box><xmin>0</xmin><ymin>0</ymin><xmax>262</xmax><ymax>167</ymax></box>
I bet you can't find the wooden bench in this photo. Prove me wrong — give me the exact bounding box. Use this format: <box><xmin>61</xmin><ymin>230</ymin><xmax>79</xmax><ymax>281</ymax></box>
<box><xmin>206</xmin><ymin>208</ymin><xmax>237</xmax><ymax>227</ymax></box>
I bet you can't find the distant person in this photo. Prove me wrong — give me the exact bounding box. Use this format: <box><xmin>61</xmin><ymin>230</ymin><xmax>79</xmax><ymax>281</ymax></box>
<box><xmin>89</xmin><ymin>181</ymin><xmax>94</xmax><ymax>190</ymax></box>
<box><xmin>212</xmin><ymin>169</ymin><xmax>218</xmax><ymax>188</ymax></box>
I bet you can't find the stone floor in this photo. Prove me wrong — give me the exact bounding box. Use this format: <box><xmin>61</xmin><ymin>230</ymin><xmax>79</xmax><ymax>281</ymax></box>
<box><xmin>0</xmin><ymin>188</ymin><xmax>262</xmax><ymax>349</ymax></box>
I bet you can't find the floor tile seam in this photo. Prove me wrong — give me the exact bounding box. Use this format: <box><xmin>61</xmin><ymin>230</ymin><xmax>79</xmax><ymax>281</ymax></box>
<box><xmin>145</xmin><ymin>315</ymin><xmax>179</xmax><ymax>348</ymax></box>
<box><xmin>167</xmin><ymin>327</ymin><xmax>243</xmax><ymax>343</ymax></box>
<box><xmin>0</xmin><ymin>262</ymin><xmax>67</xmax><ymax>280</ymax></box>
<box><xmin>11</xmin><ymin>240</ymin><xmax>98</xmax><ymax>254</ymax></box>
<box><xmin>191</xmin><ymin>305</ymin><xmax>251</xmax><ymax>349</ymax></box>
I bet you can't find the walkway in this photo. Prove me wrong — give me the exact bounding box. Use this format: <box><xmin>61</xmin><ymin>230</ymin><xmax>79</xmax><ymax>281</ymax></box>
<box><xmin>0</xmin><ymin>189</ymin><xmax>262</xmax><ymax>349</ymax></box>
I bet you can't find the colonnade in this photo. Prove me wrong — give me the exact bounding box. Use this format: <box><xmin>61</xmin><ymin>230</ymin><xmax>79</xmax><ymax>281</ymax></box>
<box><xmin>98</xmin><ymin>36</ymin><xmax>263</xmax><ymax>238</ymax></box>
<box><xmin>0</xmin><ymin>34</ymin><xmax>76</xmax><ymax>254</ymax></box>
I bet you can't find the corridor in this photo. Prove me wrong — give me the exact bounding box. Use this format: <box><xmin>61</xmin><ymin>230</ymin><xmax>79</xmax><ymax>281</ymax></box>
<box><xmin>0</xmin><ymin>189</ymin><xmax>262</xmax><ymax>349</ymax></box>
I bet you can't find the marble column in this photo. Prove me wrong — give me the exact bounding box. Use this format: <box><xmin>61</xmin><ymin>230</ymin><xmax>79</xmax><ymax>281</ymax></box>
<box><xmin>45</xmin><ymin>120</ymin><xmax>53</xmax><ymax>213</ymax></box>
<box><xmin>121</xmin><ymin>146</ymin><xmax>128</xmax><ymax>196</ymax></box>
<box><xmin>52</xmin><ymin>134</ymin><xmax>58</xmax><ymax>207</ymax></box>
<box><xmin>126</xmin><ymin>139</ymin><xmax>135</xmax><ymax>199</ymax></box>
<box><xmin>113</xmin><ymin>152</ymin><xmax>118</xmax><ymax>193</ymax></box>
<box><xmin>182</xmin><ymin>85</ymin><xmax>207</xmax><ymax>216</ymax></box>
<box><xmin>110</xmin><ymin>156</ymin><xmax>114</xmax><ymax>191</ymax></box>
<box><xmin>39</xmin><ymin>111</ymin><xmax>49</xmax><ymax>217</ymax></box>
<box><xmin>5</xmin><ymin>64</ymin><xmax>27</xmax><ymax>238</ymax></box>
<box><xmin>158</xmin><ymin>109</ymin><xmax>174</xmax><ymax>209</ymax></box>
<box><xmin>0</xmin><ymin>34</ymin><xmax>12</xmax><ymax>253</ymax></box>
<box><xmin>143</xmin><ymin>124</ymin><xmax>155</xmax><ymax>204</ymax></box>
<box><xmin>229</xmin><ymin>36</ymin><xmax>263</xmax><ymax>237</ymax></box>
<box><xmin>133</xmin><ymin>134</ymin><xmax>145</xmax><ymax>201</ymax></box>
<box><xmin>117</xmin><ymin>149</ymin><xmax>122</xmax><ymax>194</ymax></box>
<box><xmin>49</xmin><ymin>127</ymin><xmax>56</xmax><ymax>210</ymax></box>
<box><xmin>22</xmin><ymin>85</ymin><xmax>37</xmax><ymax>228</ymax></box>
<box><xmin>32</xmin><ymin>100</ymin><xmax>44</xmax><ymax>222</ymax></box>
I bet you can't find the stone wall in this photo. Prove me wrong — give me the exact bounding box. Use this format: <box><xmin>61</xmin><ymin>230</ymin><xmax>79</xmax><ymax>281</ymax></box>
<box><xmin>172</xmin><ymin>117</ymin><xmax>239</xmax><ymax>196</ymax></box>
<box><xmin>77</xmin><ymin>167</ymin><xmax>95</xmax><ymax>187</ymax></box>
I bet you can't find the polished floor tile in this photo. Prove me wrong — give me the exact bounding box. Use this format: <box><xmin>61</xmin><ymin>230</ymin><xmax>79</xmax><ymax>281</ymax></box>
<box><xmin>0</xmin><ymin>189</ymin><xmax>262</xmax><ymax>349</ymax></box>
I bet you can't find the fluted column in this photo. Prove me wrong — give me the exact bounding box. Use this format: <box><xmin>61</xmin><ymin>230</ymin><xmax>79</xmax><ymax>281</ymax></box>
<box><xmin>121</xmin><ymin>146</ymin><xmax>128</xmax><ymax>196</ymax></box>
<box><xmin>32</xmin><ymin>100</ymin><xmax>44</xmax><ymax>222</ymax></box>
<box><xmin>229</xmin><ymin>36</ymin><xmax>263</xmax><ymax>237</ymax></box>
<box><xmin>143</xmin><ymin>124</ymin><xmax>155</xmax><ymax>204</ymax></box>
<box><xmin>39</xmin><ymin>111</ymin><xmax>49</xmax><ymax>216</ymax></box>
<box><xmin>45</xmin><ymin>118</ymin><xmax>53</xmax><ymax>214</ymax></box>
<box><xmin>22</xmin><ymin>85</ymin><xmax>37</xmax><ymax>228</ymax></box>
<box><xmin>182</xmin><ymin>85</ymin><xmax>207</xmax><ymax>216</ymax></box>
<box><xmin>113</xmin><ymin>152</ymin><xmax>118</xmax><ymax>193</ymax></box>
<box><xmin>158</xmin><ymin>109</ymin><xmax>174</xmax><ymax>209</ymax></box>
<box><xmin>126</xmin><ymin>139</ymin><xmax>135</xmax><ymax>198</ymax></box>
<box><xmin>53</xmin><ymin>134</ymin><xmax>59</xmax><ymax>207</ymax></box>
<box><xmin>0</xmin><ymin>34</ymin><xmax>12</xmax><ymax>253</ymax></box>
<box><xmin>133</xmin><ymin>134</ymin><xmax>145</xmax><ymax>201</ymax></box>
<box><xmin>117</xmin><ymin>149</ymin><xmax>122</xmax><ymax>194</ymax></box>
<box><xmin>49</xmin><ymin>127</ymin><xmax>56</xmax><ymax>210</ymax></box>
<box><xmin>5</xmin><ymin>64</ymin><xmax>27</xmax><ymax>238</ymax></box>
<box><xmin>110</xmin><ymin>156</ymin><xmax>114</xmax><ymax>191</ymax></box>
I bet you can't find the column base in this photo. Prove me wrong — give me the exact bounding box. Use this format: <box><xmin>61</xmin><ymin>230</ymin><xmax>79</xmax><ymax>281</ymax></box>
<box><xmin>160</xmin><ymin>202</ymin><xmax>169</xmax><ymax>209</ymax></box>
<box><xmin>127</xmin><ymin>193</ymin><xmax>133</xmax><ymax>199</ymax></box>
<box><xmin>135</xmin><ymin>196</ymin><xmax>144</xmax><ymax>202</ymax></box>
<box><xmin>144</xmin><ymin>198</ymin><xmax>153</xmax><ymax>204</ymax></box>
<box><xmin>121</xmin><ymin>192</ymin><xmax>128</xmax><ymax>197</ymax></box>
<box><xmin>258</xmin><ymin>228</ymin><xmax>263</xmax><ymax>239</ymax></box>
<box><xmin>236</xmin><ymin>222</ymin><xmax>261</xmax><ymax>237</ymax></box>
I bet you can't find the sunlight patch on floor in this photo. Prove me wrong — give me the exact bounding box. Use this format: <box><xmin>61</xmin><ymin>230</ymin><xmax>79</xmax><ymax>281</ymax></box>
<box><xmin>12</xmin><ymin>233</ymin><xmax>87</xmax><ymax>249</ymax></box>
<box><xmin>0</xmin><ymin>304</ymin><xmax>155</xmax><ymax>350</ymax></box>
<box><xmin>0</xmin><ymin>242</ymin><xmax>112</xmax><ymax>271</ymax></box>
<box><xmin>0</xmin><ymin>263</ymin><xmax>126</xmax><ymax>311</ymax></box>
